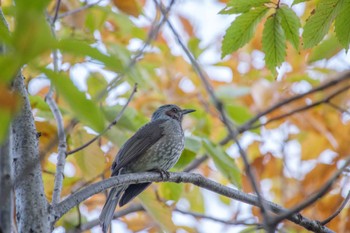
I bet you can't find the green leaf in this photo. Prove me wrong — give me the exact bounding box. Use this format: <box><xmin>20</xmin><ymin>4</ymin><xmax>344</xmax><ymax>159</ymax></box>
<box><xmin>159</xmin><ymin>182</ymin><xmax>183</xmax><ymax>202</ymax></box>
<box><xmin>262</xmin><ymin>13</ymin><xmax>286</xmax><ymax>71</ymax></box>
<box><xmin>0</xmin><ymin>9</ymin><xmax>10</xmax><ymax>45</ymax></box>
<box><xmin>0</xmin><ymin>109</ymin><xmax>11</xmax><ymax>143</ymax></box>
<box><xmin>292</xmin><ymin>0</ymin><xmax>310</xmax><ymax>5</ymax></box>
<box><xmin>172</xmin><ymin>149</ymin><xmax>196</xmax><ymax>170</ymax></box>
<box><xmin>308</xmin><ymin>35</ymin><xmax>342</xmax><ymax>63</ymax></box>
<box><xmin>43</xmin><ymin>69</ymin><xmax>105</xmax><ymax>132</ymax></box>
<box><xmin>183</xmin><ymin>185</ymin><xmax>205</xmax><ymax>213</ymax></box>
<box><xmin>221</xmin><ymin>6</ymin><xmax>269</xmax><ymax>57</ymax></box>
<box><xmin>216</xmin><ymin>85</ymin><xmax>250</xmax><ymax>100</ymax></box>
<box><xmin>302</xmin><ymin>0</ymin><xmax>345</xmax><ymax>48</ymax></box>
<box><xmin>226</xmin><ymin>104</ymin><xmax>253</xmax><ymax>125</ymax></box>
<box><xmin>86</xmin><ymin>72</ymin><xmax>108</xmax><ymax>98</ymax></box>
<box><xmin>184</xmin><ymin>135</ymin><xmax>202</xmax><ymax>153</ymax></box>
<box><xmin>335</xmin><ymin>0</ymin><xmax>350</xmax><ymax>50</ymax></box>
<box><xmin>219</xmin><ymin>0</ymin><xmax>269</xmax><ymax>14</ymax></box>
<box><xmin>85</xmin><ymin>6</ymin><xmax>108</xmax><ymax>32</ymax></box>
<box><xmin>58</xmin><ymin>39</ymin><xmax>123</xmax><ymax>72</ymax></box>
<box><xmin>279</xmin><ymin>6</ymin><xmax>301</xmax><ymax>50</ymax></box>
<box><xmin>203</xmin><ymin>139</ymin><xmax>241</xmax><ymax>188</ymax></box>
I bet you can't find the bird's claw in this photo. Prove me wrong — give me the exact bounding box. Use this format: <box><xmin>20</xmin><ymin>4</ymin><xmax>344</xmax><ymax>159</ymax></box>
<box><xmin>154</xmin><ymin>169</ymin><xmax>170</xmax><ymax>180</ymax></box>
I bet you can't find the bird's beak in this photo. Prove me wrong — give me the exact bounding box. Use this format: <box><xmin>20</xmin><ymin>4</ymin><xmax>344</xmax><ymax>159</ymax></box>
<box><xmin>181</xmin><ymin>109</ymin><xmax>195</xmax><ymax>115</ymax></box>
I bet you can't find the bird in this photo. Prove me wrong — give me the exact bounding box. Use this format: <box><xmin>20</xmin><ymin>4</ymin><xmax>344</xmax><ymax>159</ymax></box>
<box><xmin>99</xmin><ymin>104</ymin><xmax>195</xmax><ymax>233</ymax></box>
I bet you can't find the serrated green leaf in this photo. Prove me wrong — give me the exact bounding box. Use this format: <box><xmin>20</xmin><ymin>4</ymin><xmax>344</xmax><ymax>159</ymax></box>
<box><xmin>308</xmin><ymin>35</ymin><xmax>342</xmax><ymax>63</ymax></box>
<box><xmin>58</xmin><ymin>39</ymin><xmax>123</xmax><ymax>72</ymax></box>
<box><xmin>262</xmin><ymin>13</ymin><xmax>286</xmax><ymax>71</ymax></box>
<box><xmin>302</xmin><ymin>0</ymin><xmax>345</xmax><ymax>48</ymax></box>
<box><xmin>279</xmin><ymin>6</ymin><xmax>301</xmax><ymax>50</ymax></box>
<box><xmin>203</xmin><ymin>139</ymin><xmax>241</xmax><ymax>188</ymax></box>
<box><xmin>335</xmin><ymin>0</ymin><xmax>350</xmax><ymax>50</ymax></box>
<box><xmin>222</xmin><ymin>6</ymin><xmax>269</xmax><ymax>57</ymax></box>
<box><xmin>219</xmin><ymin>0</ymin><xmax>269</xmax><ymax>14</ymax></box>
<box><xmin>43</xmin><ymin>69</ymin><xmax>105</xmax><ymax>132</ymax></box>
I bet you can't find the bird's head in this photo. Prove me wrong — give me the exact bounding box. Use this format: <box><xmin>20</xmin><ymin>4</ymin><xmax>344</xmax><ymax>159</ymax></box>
<box><xmin>151</xmin><ymin>104</ymin><xmax>195</xmax><ymax>122</ymax></box>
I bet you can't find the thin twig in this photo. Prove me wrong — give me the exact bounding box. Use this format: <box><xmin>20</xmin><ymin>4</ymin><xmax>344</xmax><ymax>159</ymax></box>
<box><xmin>174</xmin><ymin>208</ymin><xmax>260</xmax><ymax>227</ymax></box>
<box><xmin>321</xmin><ymin>190</ymin><xmax>350</xmax><ymax>225</ymax></box>
<box><xmin>46</xmin><ymin>8</ymin><xmax>67</xmax><ymax>205</ymax></box>
<box><xmin>235</xmin><ymin>72</ymin><xmax>350</xmax><ymax>134</ymax></box>
<box><xmin>155</xmin><ymin>1</ymin><xmax>272</xmax><ymax>231</ymax></box>
<box><xmin>327</xmin><ymin>102</ymin><xmax>350</xmax><ymax>116</ymax></box>
<box><xmin>52</xmin><ymin>0</ymin><xmax>61</xmax><ymax>24</ymax></box>
<box><xmin>271</xmin><ymin>156</ymin><xmax>350</xmax><ymax>226</ymax></box>
<box><xmin>66</xmin><ymin>83</ymin><xmax>138</xmax><ymax>155</ymax></box>
<box><xmin>57</xmin><ymin>0</ymin><xmax>104</xmax><ymax>19</ymax></box>
<box><xmin>97</xmin><ymin>0</ymin><xmax>176</xmax><ymax>100</ymax></box>
<box><xmin>248</xmin><ymin>85</ymin><xmax>350</xmax><ymax>131</ymax></box>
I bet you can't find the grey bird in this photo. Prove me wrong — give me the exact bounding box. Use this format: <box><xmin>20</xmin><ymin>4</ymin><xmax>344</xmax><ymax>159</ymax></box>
<box><xmin>99</xmin><ymin>104</ymin><xmax>195</xmax><ymax>232</ymax></box>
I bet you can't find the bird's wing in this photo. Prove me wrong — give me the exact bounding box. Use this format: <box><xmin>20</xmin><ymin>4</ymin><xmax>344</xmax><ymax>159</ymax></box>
<box><xmin>111</xmin><ymin>118</ymin><xmax>167</xmax><ymax>175</ymax></box>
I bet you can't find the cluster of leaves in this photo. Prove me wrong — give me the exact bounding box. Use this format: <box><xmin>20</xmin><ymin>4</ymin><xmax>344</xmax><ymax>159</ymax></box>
<box><xmin>221</xmin><ymin>0</ymin><xmax>350</xmax><ymax>71</ymax></box>
<box><xmin>1</xmin><ymin>0</ymin><xmax>350</xmax><ymax>232</ymax></box>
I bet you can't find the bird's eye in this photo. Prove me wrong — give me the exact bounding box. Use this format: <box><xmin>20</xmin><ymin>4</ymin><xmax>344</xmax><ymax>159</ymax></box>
<box><xmin>172</xmin><ymin>108</ymin><xmax>178</xmax><ymax>113</ymax></box>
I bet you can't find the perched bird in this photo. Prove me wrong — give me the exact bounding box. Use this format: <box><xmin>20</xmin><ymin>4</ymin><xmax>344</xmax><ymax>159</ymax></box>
<box><xmin>99</xmin><ymin>104</ymin><xmax>195</xmax><ymax>232</ymax></box>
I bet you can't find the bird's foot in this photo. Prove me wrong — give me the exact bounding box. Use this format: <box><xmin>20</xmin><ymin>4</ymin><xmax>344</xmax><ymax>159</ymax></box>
<box><xmin>153</xmin><ymin>169</ymin><xmax>170</xmax><ymax>180</ymax></box>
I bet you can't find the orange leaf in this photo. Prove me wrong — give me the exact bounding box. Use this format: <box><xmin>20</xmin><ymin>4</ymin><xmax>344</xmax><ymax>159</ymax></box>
<box><xmin>113</xmin><ymin>0</ymin><xmax>143</xmax><ymax>17</ymax></box>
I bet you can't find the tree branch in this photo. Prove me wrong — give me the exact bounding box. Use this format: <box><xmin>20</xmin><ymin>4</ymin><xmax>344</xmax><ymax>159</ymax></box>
<box><xmin>248</xmin><ymin>84</ymin><xmax>350</xmax><ymax>131</ymax></box>
<box><xmin>57</xmin><ymin>0</ymin><xmax>104</xmax><ymax>19</ymax></box>
<box><xmin>271</xmin><ymin>156</ymin><xmax>350</xmax><ymax>226</ymax></box>
<box><xmin>46</xmin><ymin>6</ymin><xmax>68</xmax><ymax>206</ymax></box>
<box><xmin>54</xmin><ymin>172</ymin><xmax>334</xmax><ymax>233</ymax></box>
<box><xmin>321</xmin><ymin>190</ymin><xmax>350</xmax><ymax>226</ymax></box>
<box><xmin>236</xmin><ymin>71</ymin><xmax>350</xmax><ymax>134</ymax></box>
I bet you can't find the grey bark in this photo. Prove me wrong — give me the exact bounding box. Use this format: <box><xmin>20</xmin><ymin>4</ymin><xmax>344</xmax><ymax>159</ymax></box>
<box><xmin>12</xmin><ymin>73</ymin><xmax>50</xmax><ymax>233</ymax></box>
<box><xmin>0</xmin><ymin>134</ymin><xmax>12</xmax><ymax>233</ymax></box>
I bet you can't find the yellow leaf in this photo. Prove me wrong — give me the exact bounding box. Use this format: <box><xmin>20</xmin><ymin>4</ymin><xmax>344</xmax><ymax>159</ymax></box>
<box><xmin>138</xmin><ymin>188</ymin><xmax>177</xmax><ymax>232</ymax></box>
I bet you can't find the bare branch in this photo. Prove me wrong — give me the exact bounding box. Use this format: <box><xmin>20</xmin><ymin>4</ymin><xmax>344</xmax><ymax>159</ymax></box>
<box><xmin>67</xmin><ymin>204</ymin><xmax>144</xmax><ymax>233</ymax></box>
<box><xmin>52</xmin><ymin>0</ymin><xmax>61</xmax><ymax>24</ymax></box>
<box><xmin>271</xmin><ymin>156</ymin><xmax>350</xmax><ymax>226</ymax></box>
<box><xmin>66</xmin><ymin>83</ymin><xmax>138</xmax><ymax>155</ymax></box>
<box><xmin>155</xmin><ymin>1</ymin><xmax>272</xmax><ymax>230</ymax></box>
<box><xmin>54</xmin><ymin>172</ymin><xmax>334</xmax><ymax>233</ymax></box>
<box><xmin>321</xmin><ymin>190</ymin><xmax>350</xmax><ymax>226</ymax></box>
<box><xmin>235</xmin><ymin>71</ymin><xmax>350</xmax><ymax>134</ymax></box>
<box><xmin>46</xmin><ymin>8</ymin><xmax>68</xmax><ymax>205</ymax></box>
<box><xmin>248</xmin><ymin>84</ymin><xmax>350</xmax><ymax>131</ymax></box>
<box><xmin>174</xmin><ymin>208</ymin><xmax>260</xmax><ymax>227</ymax></box>
<box><xmin>98</xmin><ymin>0</ymin><xmax>175</xmax><ymax>99</ymax></box>
<box><xmin>57</xmin><ymin>0</ymin><xmax>104</xmax><ymax>19</ymax></box>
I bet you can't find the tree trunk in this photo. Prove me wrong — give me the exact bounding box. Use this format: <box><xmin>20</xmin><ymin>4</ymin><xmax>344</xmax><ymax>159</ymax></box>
<box><xmin>12</xmin><ymin>73</ymin><xmax>50</xmax><ymax>233</ymax></box>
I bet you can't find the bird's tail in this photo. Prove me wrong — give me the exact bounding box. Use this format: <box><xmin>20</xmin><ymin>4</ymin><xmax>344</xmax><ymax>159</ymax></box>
<box><xmin>99</xmin><ymin>186</ymin><xmax>126</xmax><ymax>233</ymax></box>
